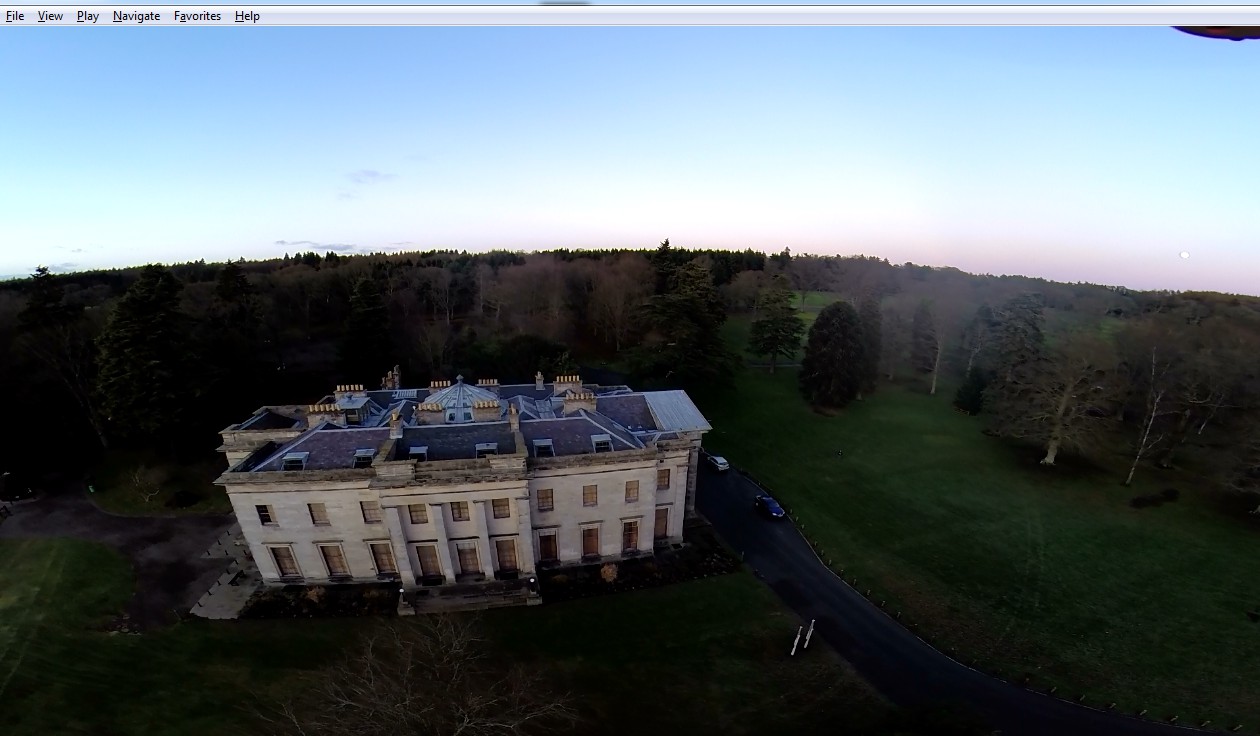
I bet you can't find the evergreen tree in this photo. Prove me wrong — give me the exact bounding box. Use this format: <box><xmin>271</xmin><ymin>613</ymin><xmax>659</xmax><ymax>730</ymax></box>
<box><xmin>953</xmin><ymin>365</ymin><xmax>990</xmax><ymax>415</ymax></box>
<box><xmin>747</xmin><ymin>275</ymin><xmax>804</xmax><ymax>374</ymax></box>
<box><xmin>202</xmin><ymin>262</ymin><xmax>265</xmax><ymax>402</ymax></box>
<box><xmin>856</xmin><ymin>296</ymin><xmax>883</xmax><ymax>396</ymax></box>
<box><xmin>799</xmin><ymin>301</ymin><xmax>866</xmax><ymax>408</ymax></box>
<box><xmin>910</xmin><ymin>300</ymin><xmax>937</xmax><ymax>373</ymax></box>
<box><xmin>633</xmin><ymin>259</ymin><xmax>737</xmax><ymax>386</ymax></box>
<box><xmin>650</xmin><ymin>239</ymin><xmax>675</xmax><ymax>296</ymax></box>
<box><xmin>95</xmin><ymin>265</ymin><xmax>193</xmax><ymax>443</ymax></box>
<box><xmin>18</xmin><ymin>266</ymin><xmax>78</xmax><ymax>331</ymax></box>
<box><xmin>339</xmin><ymin>277</ymin><xmax>394</xmax><ymax>383</ymax></box>
<box><xmin>981</xmin><ymin>293</ymin><xmax>1048</xmax><ymax>423</ymax></box>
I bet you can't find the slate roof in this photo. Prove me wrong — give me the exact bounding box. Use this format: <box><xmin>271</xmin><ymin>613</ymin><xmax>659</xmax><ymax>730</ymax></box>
<box><xmin>596</xmin><ymin>395</ymin><xmax>657</xmax><ymax>432</ymax></box>
<box><xmin>254</xmin><ymin>427</ymin><xmax>392</xmax><ymax>471</ymax></box>
<box><xmin>227</xmin><ymin>378</ymin><xmax>710</xmax><ymax>473</ymax></box>
<box><xmin>400</xmin><ymin>424</ymin><xmax>518</xmax><ymax>461</ymax></box>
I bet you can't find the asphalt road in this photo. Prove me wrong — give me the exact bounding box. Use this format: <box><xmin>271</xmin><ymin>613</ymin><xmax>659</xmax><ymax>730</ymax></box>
<box><xmin>696</xmin><ymin>465</ymin><xmax>1207</xmax><ymax>736</ymax></box>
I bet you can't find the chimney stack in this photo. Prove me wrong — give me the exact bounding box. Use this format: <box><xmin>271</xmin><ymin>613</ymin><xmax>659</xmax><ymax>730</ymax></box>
<box><xmin>389</xmin><ymin>409</ymin><xmax>403</xmax><ymax>439</ymax></box>
<box><xmin>414</xmin><ymin>402</ymin><xmax>445</xmax><ymax>425</ymax></box>
<box><xmin>381</xmin><ymin>365</ymin><xmax>402</xmax><ymax>391</ymax></box>
<box><xmin>508</xmin><ymin>404</ymin><xmax>520</xmax><ymax>432</ymax></box>
<box><xmin>471</xmin><ymin>399</ymin><xmax>501</xmax><ymax>423</ymax></box>
<box><xmin>535</xmin><ymin>371</ymin><xmax>545</xmax><ymax>391</ymax></box>
<box><xmin>562</xmin><ymin>391</ymin><xmax>597</xmax><ymax>415</ymax></box>
<box><xmin>307</xmin><ymin>403</ymin><xmax>343</xmax><ymax>427</ymax></box>
<box><xmin>553</xmin><ymin>374</ymin><xmax>583</xmax><ymax>395</ymax></box>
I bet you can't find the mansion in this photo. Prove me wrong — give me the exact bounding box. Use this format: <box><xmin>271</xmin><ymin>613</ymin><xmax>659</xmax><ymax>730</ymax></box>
<box><xmin>213</xmin><ymin>367</ymin><xmax>712</xmax><ymax>600</ymax></box>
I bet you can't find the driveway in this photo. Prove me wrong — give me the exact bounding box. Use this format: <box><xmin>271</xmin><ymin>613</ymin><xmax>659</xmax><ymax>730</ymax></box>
<box><xmin>697</xmin><ymin>467</ymin><xmax>1206</xmax><ymax>736</ymax></box>
<box><xmin>0</xmin><ymin>490</ymin><xmax>233</xmax><ymax>630</ymax></box>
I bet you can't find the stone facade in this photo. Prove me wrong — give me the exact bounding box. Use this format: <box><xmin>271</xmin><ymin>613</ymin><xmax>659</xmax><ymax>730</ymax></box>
<box><xmin>214</xmin><ymin>371</ymin><xmax>711</xmax><ymax>593</ymax></box>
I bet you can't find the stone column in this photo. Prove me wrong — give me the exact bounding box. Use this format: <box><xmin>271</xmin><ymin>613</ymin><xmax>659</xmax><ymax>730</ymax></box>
<box><xmin>639</xmin><ymin>514</ymin><xmax>654</xmax><ymax>553</ymax></box>
<box><xmin>684</xmin><ymin>439</ymin><xmax>701</xmax><ymax>518</ymax></box>
<box><xmin>384</xmin><ymin>506</ymin><xmax>417</xmax><ymax>587</ymax></box>
<box><xmin>428</xmin><ymin>503</ymin><xmax>457</xmax><ymax>582</ymax></box>
<box><xmin>515</xmin><ymin>496</ymin><xmax>537</xmax><ymax>574</ymax></box>
<box><xmin>472</xmin><ymin>500</ymin><xmax>495</xmax><ymax>577</ymax></box>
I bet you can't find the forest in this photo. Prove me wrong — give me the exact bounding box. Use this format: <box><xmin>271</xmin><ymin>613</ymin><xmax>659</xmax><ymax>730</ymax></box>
<box><xmin>2</xmin><ymin>242</ymin><xmax>1258</xmax><ymax>515</ymax></box>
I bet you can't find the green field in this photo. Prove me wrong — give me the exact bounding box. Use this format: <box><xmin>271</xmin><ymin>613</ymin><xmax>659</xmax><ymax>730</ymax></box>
<box><xmin>694</xmin><ymin>369</ymin><xmax>1260</xmax><ymax>728</ymax></box>
<box><xmin>0</xmin><ymin>538</ymin><xmax>887</xmax><ymax>736</ymax></box>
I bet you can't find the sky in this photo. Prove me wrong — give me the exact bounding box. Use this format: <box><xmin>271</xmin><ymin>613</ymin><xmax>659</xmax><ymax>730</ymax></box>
<box><xmin>2</xmin><ymin>4</ymin><xmax>1259</xmax><ymax>294</ymax></box>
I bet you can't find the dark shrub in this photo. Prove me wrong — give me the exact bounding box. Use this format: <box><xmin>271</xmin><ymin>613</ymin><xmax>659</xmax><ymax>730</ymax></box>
<box><xmin>164</xmin><ymin>489</ymin><xmax>203</xmax><ymax>508</ymax></box>
<box><xmin>1160</xmin><ymin>488</ymin><xmax>1180</xmax><ymax>502</ymax></box>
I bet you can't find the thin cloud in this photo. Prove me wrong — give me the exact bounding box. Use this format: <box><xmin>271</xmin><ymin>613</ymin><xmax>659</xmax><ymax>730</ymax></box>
<box><xmin>274</xmin><ymin>240</ymin><xmax>359</xmax><ymax>253</ymax></box>
<box><xmin>337</xmin><ymin>191</ymin><xmax>359</xmax><ymax>201</ymax></box>
<box><xmin>47</xmin><ymin>262</ymin><xmax>79</xmax><ymax>273</ymax></box>
<box><xmin>346</xmin><ymin>169</ymin><xmax>396</xmax><ymax>185</ymax></box>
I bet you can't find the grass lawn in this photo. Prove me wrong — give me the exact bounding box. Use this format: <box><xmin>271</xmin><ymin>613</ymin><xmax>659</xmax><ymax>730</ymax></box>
<box><xmin>88</xmin><ymin>448</ymin><xmax>232</xmax><ymax>516</ymax></box>
<box><xmin>694</xmin><ymin>369</ymin><xmax>1260</xmax><ymax>728</ymax></box>
<box><xmin>0</xmin><ymin>538</ymin><xmax>888</xmax><ymax>736</ymax></box>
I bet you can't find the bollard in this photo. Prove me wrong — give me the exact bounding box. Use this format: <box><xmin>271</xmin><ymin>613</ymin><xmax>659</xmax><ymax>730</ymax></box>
<box><xmin>878</xmin><ymin>600</ymin><xmax>885</xmax><ymax>608</ymax></box>
<box><xmin>895</xmin><ymin>611</ymin><xmax>902</xmax><ymax>620</ymax></box>
<box><xmin>1198</xmin><ymin>720</ymin><xmax>1210</xmax><ymax>728</ymax></box>
<box><xmin>1229</xmin><ymin>725</ymin><xmax>1242</xmax><ymax>732</ymax></box>
<box><xmin>1138</xmin><ymin>709</ymin><xmax>1147</xmax><ymax>717</ymax></box>
<box><xmin>1048</xmin><ymin>686</ymin><xmax>1057</xmax><ymax>695</ymax></box>
<box><xmin>864</xmin><ymin>589</ymin><xmax>871</xmax><ymax>597</ymax></box>
<box><xmin>1167</xmin><ymin>716</ymin><xmax>1178</xmax><ymax>724</ymax></box>
<box><xmin>1076</xmin><ymin>695</ymin><xmax>1085</xmax><ymax>704</ymax></box>
<box><xmin>1106</xmin><ymin>703</ymin><xmax>1116</xmax><ymax>710</ymax></box>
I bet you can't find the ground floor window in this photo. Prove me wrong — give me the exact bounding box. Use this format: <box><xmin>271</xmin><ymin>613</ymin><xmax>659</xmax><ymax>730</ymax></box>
<box><xmin>319</xmin><ymin>544</ymin><xmax>350</xmax><ymax>577</ymax></box>
<box><xmin>456</xmin><ymin>541</ymin><xmax>481</xmax><ymax>575</ymax></box>
<box><xmin>622</xmin><ymin>520</ymin><xmax>640</xmax><ymax>551</ymax></box>
<box><xmin>368</xmin><ymin>542</ymin><xmax>397</xmax><ymax>575</ymax></box>
<box><xmin>582</xmin><ymin>526</ymin><xmax>600</xmax><ymax>557</ymax></box>
<box><xmin>270</xmin><ymin>545</ymin><xmax>300</xmax><ymax>577</ymax></box>
<box><xmin>415</xmin><ymin>544</ymin><xmax>441</xmax><ymax>576</ymax></box>
<box><xmin>495</xmin><ymin>538</ymin><xmax>518</xmax><ymax>572</ymax></box>
<box><xmin>538</xmin><ymin>532</ymin><xmax>558</xmax><ymax>561</ymax></box>
<box><xmin>654</xmin><ymin>507</ymin><xmax>669</xmax><ymax>540</ymax></box>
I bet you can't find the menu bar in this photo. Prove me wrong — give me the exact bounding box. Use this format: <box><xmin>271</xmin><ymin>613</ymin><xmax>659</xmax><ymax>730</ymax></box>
<box><xmin>3</xmin><ymin>5</ymin><xmax>1260</xmax><ymax>27</ymax></box>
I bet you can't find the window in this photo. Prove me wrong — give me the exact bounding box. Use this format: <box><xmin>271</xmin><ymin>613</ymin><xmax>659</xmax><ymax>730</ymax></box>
<box><xmin>538</xmin><ymin>531</ymin><xmax>558</xmax><ymax>561</ymax></box>
<box><xmin>495</xmin><ymin>538</ymin><xmax>518</xmax><ymax>572</ymax></box>
<box><xmin>415</xmin><ymin>544</ymin><xmax>441</xmax><ymax>576</ymax></box>
<box><xmin>270</xmin><ymin>545</ymin><xmax>300</xmax><ymax>577</ymax></box>
<box><xmin>582</xmin><ymin>526</ymin><xmax>601</xmax><ymax>557</ymax></box>
<box><xmin>369</xmin><ymin>542</ymin><xmax>397</xmax><ymax>575</ymax></box>
<box><xmin>361</xmin><ymin>500</ymin><xmax>383</xmax><ymax>524</ymax></box>
<box><xmin>532</xmin><ymin>439</ymin><xmax>555</xmax><ymax>458</ymax></box>
<box><xmin>345</xmin><ymin>409</ymin><xmax>362</xmax><ymax>426</ymax></box>
<box><xmin>622</xmin><ymin>520</ymin><xmax>639</xmax><ymax>551</ymax></box>
<box><xmin>319</xmin><ymin>544</ymin><xmax>350</xmax><ymax>577</ymax></box>
<box><xmin>592</xmin><ymin>434</ymin><xmax>613</xmax><ymax>453</ymax></box>
<box><xmin>451</xmin><ymin>501</ymin><xmax>470</xmax><ymax>522</ymax></box>
<box><xmin>625</xmin><ymin>480</ymin><xmax>639</xmax><ymax>503</ymax></box>
<box><xmin>456</xmin><ymin>542</ymin><xmax>480</xmax><ymax>574</ymax></box>
<box><xmin>408</xmin><ymin>504</ymin><xmax>428</xmax><ymax>524</ymax></box>
<box><xmin>409</xmin><ymin>445</ymin><xmax>429</xmax><ymax>462</ymax></box>
<box><xmin>256</xmin><ymin>505</ymin><xmax>276</xmax><ymax>525</ymax></box>
<box><xmin>537</xmin><ymin>489</ymin><xmax>554</xmax><ymax>512</ymax></box>
<box><xmin>281</xmin><ymin>452</ymin><xmax>308</xmax><ymax>471</ymax></box>
<box><xmin>492</xmin><ymin>498</ymin><xmax>511</xmax><ymax>519</ymax></box>
<box><xmin>582</xmin><ymin>485</ymin><xmax>598</xmax><ymax>507</ymax></box>
<box><xmin>657</xmin><ymin>468</ymin><xmax>671</xmax><ymax>491</ymax></box>
<box><xmin>352</xmin><ymin>448</ymin><xmax>375</xmax><ymax>469</ymax></box>
<box><xmin>308</xmin><ymin>502</ymin><xmax>329</xmax><ymax>526</ymax></box>
<box><xmin>475</xmin><ymin>442</ymin><xmax>497</xmax><ymax>458</ymax></box>
<box><xmin>655</xmin><ymin>507</ymin><xmax>670</xmax><ymax>540</ymax></box>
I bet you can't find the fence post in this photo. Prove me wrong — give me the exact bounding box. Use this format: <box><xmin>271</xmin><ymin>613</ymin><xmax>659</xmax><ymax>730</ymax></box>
<box><xmin>803</xmin><ymin>619</ymin><xmax>816</xmax><ymax>649</ymax></box>
<box><xmin>790</xmin><ymin>626</ymin><xmax>802</xmax><ymax>656</ymax></box>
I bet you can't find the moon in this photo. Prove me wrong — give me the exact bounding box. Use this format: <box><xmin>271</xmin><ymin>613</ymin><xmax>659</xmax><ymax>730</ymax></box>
<box><xmin>1179</xmin><ymin>251</ymin><xmax>1190</xmax><ymax>259</ymax></box>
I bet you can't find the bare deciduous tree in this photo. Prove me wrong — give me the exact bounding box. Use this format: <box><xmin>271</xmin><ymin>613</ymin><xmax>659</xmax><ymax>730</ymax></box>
<box><xmin>258</xmin><ymin>616</ymin><xmax>579</xmax><ymax>736</ymax></box>
<box><xmin>128</xmin><ymin>464</ymin><xmax>166</xmax><ymax>505</ymax></box>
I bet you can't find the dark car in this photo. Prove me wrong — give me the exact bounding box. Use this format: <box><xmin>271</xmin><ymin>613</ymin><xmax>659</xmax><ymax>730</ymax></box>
<box><xmin>754</xmin><ymin>494</ymin><xmax>786</xmax><ymax>519</ymax></box>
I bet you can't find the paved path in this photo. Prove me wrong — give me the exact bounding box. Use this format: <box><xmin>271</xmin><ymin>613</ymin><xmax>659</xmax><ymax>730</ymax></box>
<box><xmin>697</xmin><ymin>468</ymin><xmax>1209</xmax><ymax>736</ymax></box>
<box><xmin>0</xmin><ymin>490</ymin><xmax>233</xmax><ymax>630</ymax></box>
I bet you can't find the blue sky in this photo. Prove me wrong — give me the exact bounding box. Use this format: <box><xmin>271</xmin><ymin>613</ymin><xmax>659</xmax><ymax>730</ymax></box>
<box><xmin>2</xmin><ymin>9</ymin><xmax>1259</xmax><ymax>293</ymax></box>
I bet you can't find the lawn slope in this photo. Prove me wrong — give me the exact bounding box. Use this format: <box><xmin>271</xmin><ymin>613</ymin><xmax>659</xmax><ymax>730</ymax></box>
<box><xmin>695</xmin><ymin>369</ymin><xmax>1260</xmax><ymax>727</ymax></box>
